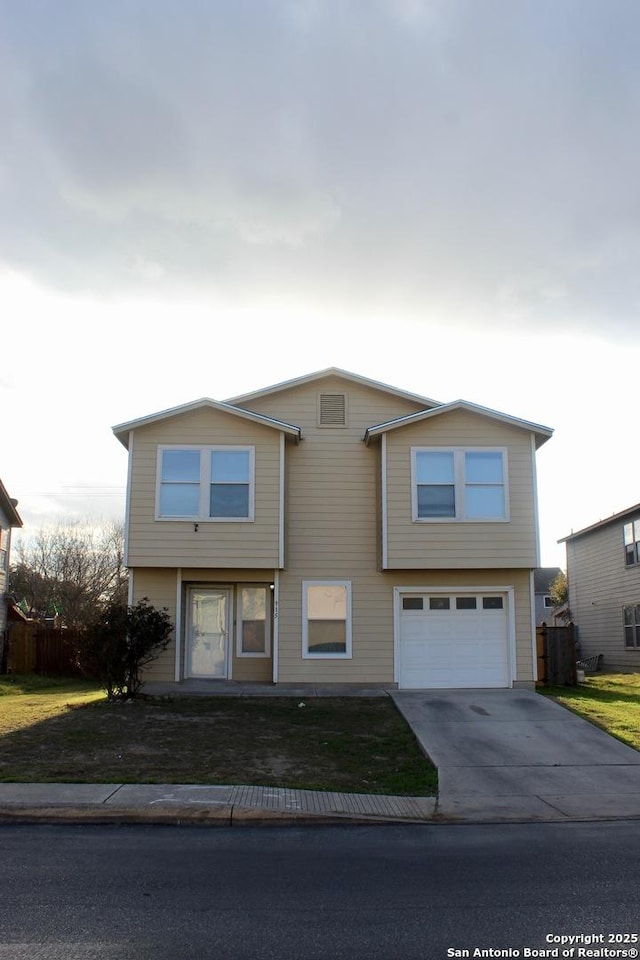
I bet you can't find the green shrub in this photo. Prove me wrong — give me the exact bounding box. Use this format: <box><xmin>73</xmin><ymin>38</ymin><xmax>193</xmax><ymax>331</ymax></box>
<box><xmin>78</xmin><ymin>598</ymin><xmax>172</xmax><ymax>700</ymax></box>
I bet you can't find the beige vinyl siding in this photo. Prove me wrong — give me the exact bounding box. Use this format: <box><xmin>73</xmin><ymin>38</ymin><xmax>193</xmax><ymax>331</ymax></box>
<box><xmin>127</xmin><ymin>408</ymin><xmax>282</xmax><ymax>568</ymax></box>
<box><xmin>385</xmin><ymin>410</ymin><xmax>538</xmax><ymax>569</ymax></box>
<box><xmin>242</xmin><ymin>378</ymin><xmax>422</xmax><ymax>683</ymax></box>
<box><xmin>567</xmin><ymin>525</ymin><xmax>640</xmax><ymax>672</ymax></box>
<box><xmin>133</xmin><ymin>568</ymin><xmax>178</xmax><ymax>682</ymax></box>
<box><xmin>238</xmin><ymin>378</ymin><xmax>535</xmax><ymax>685</ymax></box>
<box><xmin>277</xmin><ymin>568</ymin><xmax>534</xmax><ymax>685</ymax></box>
<box><xmin>134</xmin><ymin>567</ymin><xmax>275</xmax><ymax>683</ymax></box>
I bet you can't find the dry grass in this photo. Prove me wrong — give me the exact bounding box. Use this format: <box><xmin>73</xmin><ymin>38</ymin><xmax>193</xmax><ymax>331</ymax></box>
<box><xmin>0</xmin><ymin>676</ymin><xmax>437</xmax><ymax>795</ymax></box>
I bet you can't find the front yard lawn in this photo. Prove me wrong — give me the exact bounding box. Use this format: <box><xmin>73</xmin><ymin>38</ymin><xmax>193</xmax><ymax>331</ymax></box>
<box><xmin>541</xmin><ymin>672</ymin><xmax>640</xmax><ymax>751</ymax></box>
<box><xmin>0</xmin><ymin>676</ymin><xmax>437</xmax><ymax>795</ymax></box>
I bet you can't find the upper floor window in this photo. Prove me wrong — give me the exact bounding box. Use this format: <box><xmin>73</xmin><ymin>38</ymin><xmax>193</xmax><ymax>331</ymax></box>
<box><xmin>157</xmin><ymin>446</ymin><xmax>254</xmax><ymax>521</ymax></box>
<box><xmin>411</xmin><ymin>448</ymin><xmax>508</xmax><ymax>521</ymax></box>
<box><xmin>623</xmin><ymin>520</ymin><xmax>640</xmax><ymax>566</ymax></box>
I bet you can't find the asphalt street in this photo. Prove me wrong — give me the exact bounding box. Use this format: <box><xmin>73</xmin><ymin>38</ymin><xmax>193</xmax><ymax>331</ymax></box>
<box><xmin>0</xmin><ymin>822</ymin><xmax>639</xmax><ymax>960</ymax></box>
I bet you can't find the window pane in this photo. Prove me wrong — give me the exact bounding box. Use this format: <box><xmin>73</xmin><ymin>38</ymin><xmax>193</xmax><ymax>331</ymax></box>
<box><xmin>159</xmin><ymin>483</ymin><xmax>200</xmax><ymax>516</ymax></box>
<box><xmin>307</xmin><ymin>620</ymin><xmax>347</xmax><ymax>653</ymax></box>
<box><xmin>625</xmin><ymin>626</ymin><xmax>635</xmax><ymax>648</ymax></box>
<box><xmin>211</xmin><ymin>450</ymin><xmax>250</xmax><ymax>482</ymax></box>
<box><xmin>242</xmin><ymin>620</ymin><xmax>266</xmax><ymax>654</ymax></box>
<box><xmin>635</xmin><ymin>520</ymin><xmax>640</xmax><ymax>541</ymax></box>
<box><xmin>429</xmin><ymin>597</ymin><xmax>450</xmax><ymax>610</ymax></box>
<box><xmin>417</xmin><ymin>485</ymin><xmax>455</xmax><ymax>518</ymax></box>
<box><xmin>483</xmin><ymin>596</ymin><xmax>503</xmax><ymax>609</ymax></box>
<box><xmin>623</xmin><ymin>606</ymin><xmax>633</xmax><ymax>626</ymax></box>
<box><xmin>402</xmin><ymin>597</ymin><xmax>424</xmax><ymax>610</ymax></box>
<box><xmin>162</xmin><ymin>449</ymin><xmax>200</xmax><ymax>482</ymax></box>
<box><xmin>456</xmin><ymin>597</ymin><xmax>477</xmax><ymax>610</ymax></box>
<box><xmin>625</xmin><ymin>546</ymin><xmax>636</xmax><ymax>566</ymax></box>
<box><xmin>307</xmin><ymin>585</ymin><xmax>347</xmax><ymax>620</ymax></box>
<box><xmin>624</xmin><ymin>523</ymin><xmax>634</xmax><ymax>545</ymax></box>
<box><xmin>242</xmin><ymin>588</ymin><xmax>266</xmax><ymax>621</ymax></box>
<box><xmin>416</xmin><ymin>451</ymin><xmax>454</xmax><ymax>484</ymax></box>
<box><xmin>465</xmin><ymin>486</ymin><xmax>505</xmax><ymax>519</ymax></box>
<box><xmin>465</xmin><ymin>452</ymin><xmax>503</xmax><ymax>483</ymax></box>
<box><xmin>635</xmin><ymin>605</ymin><xmax>640</xmax><ymax>624</ymax></box>
<box><xmin>210</xmin><ymin>484</ymin><xmax>249</xmax><ymax>518</ymax></box>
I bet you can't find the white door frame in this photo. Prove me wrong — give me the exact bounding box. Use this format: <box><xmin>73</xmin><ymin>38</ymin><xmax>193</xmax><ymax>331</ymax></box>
<box><xmin>185</xmin><ymin>585</ymin><xmax>233</xmax><ymax>679</ymax></box>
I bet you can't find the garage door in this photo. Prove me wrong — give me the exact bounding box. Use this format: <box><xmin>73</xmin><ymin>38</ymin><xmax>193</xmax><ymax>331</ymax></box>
<box><xmin>398</xmin><ymin>592</ymin><xmax>510</xmax><ymax>689</ymax></box>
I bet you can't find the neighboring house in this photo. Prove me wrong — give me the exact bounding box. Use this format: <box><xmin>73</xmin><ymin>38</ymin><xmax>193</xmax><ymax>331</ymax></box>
<box><xmin>113</xmin><ymin>368</ymin><xmax>553</xmax><ymax>690</ymax></box>
<box><xmin>0</xmin><ymin>479</ymin><xmax>23</xmax><ymax>669</ymax></box>
<box><xmin>560</xmin><ymin>504</ymin><xmax>640</xmax><ymax>672</ymax></box>
<box><xmin>534</xmin><ymin>566</ymin><xmax>562</xmax><ymax>625</ymax></box>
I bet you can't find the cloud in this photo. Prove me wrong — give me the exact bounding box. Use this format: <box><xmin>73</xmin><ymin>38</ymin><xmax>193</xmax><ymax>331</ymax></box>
<box><xmin>1</xmin><ymin>0</ymin><xmax>640</xmax><ymax>332</ymax></box>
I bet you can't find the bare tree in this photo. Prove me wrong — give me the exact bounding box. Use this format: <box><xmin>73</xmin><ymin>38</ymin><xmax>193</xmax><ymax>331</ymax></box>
<box><xmin>9</xmin><ymin>520</ymin><xmax>128</xmax><ymax>629</ymax></box>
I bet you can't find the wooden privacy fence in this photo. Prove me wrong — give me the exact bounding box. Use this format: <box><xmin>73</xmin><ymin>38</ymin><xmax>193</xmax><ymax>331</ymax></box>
<box><xmin>6</xmin><ymin>622</ymin><xmax>83</xmax><ymax>676</ymax></box>
<box><xmin>536</xmin><ymin>623</ymin><xmax>577</xmax><ymax>686</ymax></box>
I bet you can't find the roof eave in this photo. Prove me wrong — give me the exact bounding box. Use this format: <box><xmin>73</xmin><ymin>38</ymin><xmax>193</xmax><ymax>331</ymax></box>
<box><xmin>0</xmin><ymin>480</ymin><xmax>22</xmax><ymax>527</ymax></box>
<box><xmin>559</xmin><ymin>502</ymin><xmax>640</xmax><ymax>543</ymax></box>
<box><xmin>113</xmin><ymin>398</ymin><xmax>301</xmax><ymax>449</ymax></box>
<box><xmin>227</xmin><ymin>366</ymin><xmax>441</xmax><ymax>408</ymax></box>
<box><xmin>364</xmin><ymin>400</ymin><xmax>553</xmax><ymax>446</ymax></box>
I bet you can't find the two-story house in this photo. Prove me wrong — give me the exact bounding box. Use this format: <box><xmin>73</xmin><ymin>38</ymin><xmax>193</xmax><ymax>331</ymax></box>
<box><xmin>113</xmin><ymin>368</ymin><xmax>553</xmax><ymax>690</ymax></box>
<box><xmin>560</xmin><ymin>504</ymin><xmax>640</xmax><ymax>672</ymax></box>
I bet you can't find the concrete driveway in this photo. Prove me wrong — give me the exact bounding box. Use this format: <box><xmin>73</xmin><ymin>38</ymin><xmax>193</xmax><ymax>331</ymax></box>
<box><xmin>391</xmin><ymin>689</ymin><xmax>640</xmax><ymax>822</ymax></box>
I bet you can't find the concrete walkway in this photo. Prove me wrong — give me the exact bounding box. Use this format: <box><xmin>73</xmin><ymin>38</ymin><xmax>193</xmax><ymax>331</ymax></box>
<box><xmin>0</xmin><ymin>782</ymin><xmax>435</xmax><ymax>826</ymax></box>
<box><xmin>391</xmin><ymin>688</ymin><xmax>640</xmax><ymax>822</ymax></box>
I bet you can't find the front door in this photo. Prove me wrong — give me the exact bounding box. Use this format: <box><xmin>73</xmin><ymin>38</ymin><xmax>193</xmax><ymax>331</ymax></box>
<box><xmin>186</xmin><ymin>588</ymin><xmax>230</xmax><ymax>678</ymax></box>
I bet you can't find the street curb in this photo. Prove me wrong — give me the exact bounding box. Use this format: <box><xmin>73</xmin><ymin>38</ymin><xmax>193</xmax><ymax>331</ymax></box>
<box><xmin>0</xmin><ymin>804</ymin><xmax>418</xmax><ymax>827</ymax></box>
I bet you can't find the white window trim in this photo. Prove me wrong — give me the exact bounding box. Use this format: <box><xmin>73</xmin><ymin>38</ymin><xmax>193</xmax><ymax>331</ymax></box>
<box><xmin>156</xmin><ymin>444</ymin><xmax>255</xmax><ymax>522</ymax></box>
<box><xmin>410</xmin><ymin>446</ymin><xmax>509</xmax><ymax>522</ymax></box>
<box><xmin>302</xmin><ymin>580</ymin><xmax>352</xmax><ymax>660</ymax></box>
<box><xmin>236</xmin><ymin>585</ymin><xmax>271</xmax><ymax>659</ymax></box>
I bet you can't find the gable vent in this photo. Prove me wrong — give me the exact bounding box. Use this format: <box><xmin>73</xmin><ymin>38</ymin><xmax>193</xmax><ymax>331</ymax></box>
<box><xmin>319</xmin><ymin>393</ymin><xmax>347</xmax><ymax>426</ymax></box>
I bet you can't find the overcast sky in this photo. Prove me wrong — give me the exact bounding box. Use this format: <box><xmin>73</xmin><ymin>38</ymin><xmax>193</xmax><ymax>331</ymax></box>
<box><xmin>2</xmin><ymin>0</ymin><xmax>640</xmax><ymax>568</ymax></box>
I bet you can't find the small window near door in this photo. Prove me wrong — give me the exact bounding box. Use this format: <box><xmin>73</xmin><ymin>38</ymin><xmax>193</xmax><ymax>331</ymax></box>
<box><xmin>303</xmin><ymin>581</ymin><xmax>352</xmax><ymax>658</ymax></box>
<box><xmin>237</xmin><ymin>586</ymin><xmax>270</xmax><ymax>657</ymax></box>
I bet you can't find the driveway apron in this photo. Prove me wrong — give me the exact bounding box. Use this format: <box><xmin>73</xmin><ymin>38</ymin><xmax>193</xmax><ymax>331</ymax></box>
<box><xmin>391</xmin><ymin>689</ymin><xmax>640</xmax><ymax>822</ymax></box>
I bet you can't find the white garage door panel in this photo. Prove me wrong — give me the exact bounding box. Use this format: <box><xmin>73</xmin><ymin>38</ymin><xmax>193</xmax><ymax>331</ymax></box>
<box><xmin>399</xmin><ymin>595</ymin><xmax>510</xmax><ymax>689</ymax></box>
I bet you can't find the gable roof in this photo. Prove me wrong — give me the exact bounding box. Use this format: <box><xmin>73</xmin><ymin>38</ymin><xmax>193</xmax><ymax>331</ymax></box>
<box><xmin>534</xmin><ymin>567</ymin><xmax>562</xmax><ymax>593</ymax></box>
<box><xmin>364</xmin><ymin>400</ymin><xmax>553</xmax><ymax>447</ymax></box>
<box><xmin>226</xmin><ymin>367</ymin><xmax>440</xmax><ymax>409</ymax></box>
<box><xmin>0</xmin><ymin>479</ymin><xmax>22</xmax><ymax>527</ymax></box>
<box><xmin>112</xmin><ymin>398</ymin><xmax>301</xmax><ymax>449</ymax></box>
<box><xmin>559</xmin><ymin>502</ymin><xmax>640</xmax><ymax>544</ymax></box>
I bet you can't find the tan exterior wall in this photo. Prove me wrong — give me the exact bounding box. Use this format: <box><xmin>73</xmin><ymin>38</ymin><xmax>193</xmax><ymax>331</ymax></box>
<box><xmin>567</xmin><ymin>523</ymin><xmax>640</xmax><ymax>671</ymax></box>
<box><xmin>385</xmin><ymin>410</ymin><xmax>538</xmax><ymax>568</ymax></box>
<box><xmin>127</xmin><ymin>408</ymin><xmax>283</xmax><ymax>568</ymax></box>
<box><xmin>127</xmin><ymin>376</ymin><xmax>541</xmax><ymax>687</ymax></box>
<box><xmin>277</xmin><ymin>567</ymin><xmax>534</xmax><ymax>685</ymax></box>
<box><xmin>133</xmin><ymin>567</ymin><xmax>275</xmax><ymax>683</ymax></box>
